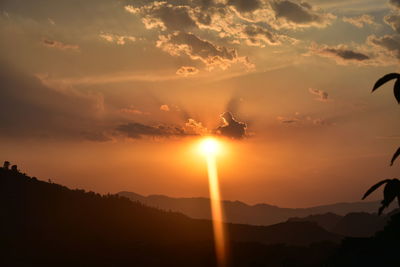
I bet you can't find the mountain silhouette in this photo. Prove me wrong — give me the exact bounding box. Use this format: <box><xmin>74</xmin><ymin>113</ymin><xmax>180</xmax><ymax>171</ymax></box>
<box><xmin>2</xmin><ymin>167</ymin><xmax>345</xmax><ymax>266</ymax></box>
<box><xmin>118</xmin><ymin>191</ymin><xmax>394</xmax><ymax>226</ymax></box>
<box><xmin>288</xmin><ymin>212</ymin><xmax>391</xmax><ymax>237</ymax></box>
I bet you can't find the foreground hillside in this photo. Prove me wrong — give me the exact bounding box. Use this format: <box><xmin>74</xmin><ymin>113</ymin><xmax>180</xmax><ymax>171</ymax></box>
<box><xmin>118</xmin><ymin>191</ymin><xmax>392</xmax><ymax>226</ymax></box>
<box><xmin>1</xmin><ymin>167</ymin><xmax>399</xmax><ymax>266</ymax></box>
<box><xmin>1</xmin><ymin>167</ymin><xmax>341</xmax><ymax>266</ymax></box>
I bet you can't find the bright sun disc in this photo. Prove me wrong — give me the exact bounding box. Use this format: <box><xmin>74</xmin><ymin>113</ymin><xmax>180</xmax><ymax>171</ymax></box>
<box><xmin>200</xmin><ymin>138</ymin><xmax>220</xmax><ymax>156</ymax></box>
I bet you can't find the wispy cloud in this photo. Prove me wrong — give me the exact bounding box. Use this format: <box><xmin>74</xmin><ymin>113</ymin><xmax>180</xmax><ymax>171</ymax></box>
<box><xmin>176</xmin><ymin>66</ymin><xmax>199</xmax><ymax>77</ymax></box>
<box><xmin>99</xmin><ymin>33</ymin><xmax>136</xmax><ymax>45</ymax></box>
<box><xmin>42</xmin><ymin>39</ymin><xmax>79</xmax><ymax>51</ymax></box>
<box><xmin>277</xmin><ymin>112</ymin><xmax>331</xmax><ymax>126</ymax></box>
<box><xmin>309</xmin><ymin>88</ymin><xmax>330</xmax><ymax>102</ymax></box>
<box><xmin>342</xmin><ymin>14</ymin><xmax>375</xmax><ymax>28</ymax></box>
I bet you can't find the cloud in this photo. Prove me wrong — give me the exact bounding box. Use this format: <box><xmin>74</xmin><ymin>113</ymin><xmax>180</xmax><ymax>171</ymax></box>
<box><xmin>157</xmin><ymin>31</ymin><xmax>253</xmax><ymax>70</ymax></box>
<box><xmin>216</xmin><ymin>112</ymin><xmax>247</xmax><ymax>139</ymax></box>
<box><xmin>125</xmin><ymin>2</ymin><xmax>197</xmax><ymax>31</ymax></box>
<box><xmin>239</xmin><ymin>25</ymin><xmax>281</xmax><ymax>47</ymax></box>
<box><xmin>270</xmin><ymin>0</ymin><xmax>336</xmax><ymax>29</ymax></box>
<box><xmin>228</xmin><ymin>0</ymin><xmax>262</xmax><ymax>13</ymax></box>
<box><xmin>124</xmin><ymin>0</ymin><xmax>334</xmax><ymax>71</ymax></box>
<box><xmin>385</xmin><ymin>0</ymin><xmax>400</xmax><ymax>33</ymax></box>
<box><xmin>176</xmin><ymin>66</ymin><xmax>199</xmax><ymax>76</ymax></box>
<box><xmin>116</xmin><ymin>118</ymin><xmax>208</xmax><ymax>139</ymax></box>
<box><xmin>119</xmin><ymin>106</ymin><xmax>149</xmax><ymax>115</ymax></box>
<box><xmin>367</xmin><ymin>34</ymin><xmax>400</xmax><ymax>59</ymax></box>
<box><xmin>42</xmin><ymin>39</ymin><xmax>79</xmax><ymax>51</ymax></box>
<box><xmin>183</xmin><ymin>118</ymin><xmax>208</xmax><ymax>135</ymax></box>
<box><xmin>384</xmin><ymin>13</ymin><xmax>400</xmax><ymax>33</ymax></box>
<box><xmin>116</xmin><ymin>122</ymin><xmax>188</xmax><ymax>139</ymax></box>
<box><xmin>342</xmin><ymin>14</ymin><xmax>375</xmax><ymax>28</ymax></box>
<box><xmin>277</xmin><ymin>113</ymin><xmax>330</xmax><ymax>126</ymax></box>
<box><xmin>99</xmin><ymin>33</ymin><xmax>136</xmax><ymax>45</ymax></box>
<box><xmin>390</xmin><ymin>0</ymin><xmax>400</xmax><ymax>9</ymax></box>
<box><xmin>160</xmin><ymin>104</ymin><xmax>170</xmax><ymax>112</ymax></box>
<box><xmin>128</xmin><ymin>2</ymin><xmax>196</xmax><ymax>31</ymax></box>
<box><xmin>310</xmin><ymin>43</ymin><xmax>370</xmax><ymax>65</ymax></box>
<box><xmin>308</xmin><ymin>88</ymin><xmax>329</xmax><ymax>102</ymax></box>
<box><xmin>0</xmin><ymin>62</ymin><xmax>108</xmax><ymax>141</ymax></box>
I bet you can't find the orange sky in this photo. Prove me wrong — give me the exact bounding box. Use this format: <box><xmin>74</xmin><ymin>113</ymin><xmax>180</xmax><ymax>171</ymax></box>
<box><xmin>0</xmin><ymin>0</ymin><xmax>399</xmax><ymax>207</ymax></box>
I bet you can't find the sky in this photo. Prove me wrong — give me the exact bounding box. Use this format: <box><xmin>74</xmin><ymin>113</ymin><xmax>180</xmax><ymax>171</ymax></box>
<box><xmin>1</xmin><ymin>0</ymin><xmax>399</xmax><ymax>208</ymax></box>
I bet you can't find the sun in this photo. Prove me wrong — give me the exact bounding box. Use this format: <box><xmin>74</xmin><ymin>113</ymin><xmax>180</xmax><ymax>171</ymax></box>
<box><xmin>199</xmin><ymin>137</ymin><xmax>220</xmax><ymax>156</ymax></box>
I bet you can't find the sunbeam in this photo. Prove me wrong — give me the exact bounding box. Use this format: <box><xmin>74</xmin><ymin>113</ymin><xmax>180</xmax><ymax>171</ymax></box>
<box><xmin>199</xmin><ymin>137</ymin><xmax>227</xmax><ymax>267</ymax></box>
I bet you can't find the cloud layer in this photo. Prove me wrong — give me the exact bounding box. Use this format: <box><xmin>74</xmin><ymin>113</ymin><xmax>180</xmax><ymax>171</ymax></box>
<box><xmin>125</xmin><ymin>0</ymin><xmax>336</xmax><ymax>72</ymax></box>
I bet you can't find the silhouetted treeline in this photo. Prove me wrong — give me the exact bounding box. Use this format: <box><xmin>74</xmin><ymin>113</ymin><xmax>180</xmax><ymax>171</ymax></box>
<box><xmin>1</xmin><ymin>167</ymin><xmax>399</xmax><ymax>266</ymax></box>
<box><xmin>329</xmin><ymin>212</ymin><xmax>400</xmax><ymax>266</ymax></box>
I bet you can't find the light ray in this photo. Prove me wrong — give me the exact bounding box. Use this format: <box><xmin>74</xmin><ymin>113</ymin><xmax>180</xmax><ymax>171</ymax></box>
<box><xmin>199</xmin><ymin>138</ymin><xmax>227</xmax><ymax>267</ymax></box>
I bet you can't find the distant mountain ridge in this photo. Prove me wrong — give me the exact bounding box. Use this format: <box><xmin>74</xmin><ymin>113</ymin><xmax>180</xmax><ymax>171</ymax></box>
<box><xmin>287</xmin><ymin>212</ymin><xmax>395</xmax><ymax>237</ymax></box>
<box><xmin>118</xmin><ymin>191</ymin><xmax>394</xmax><ymax>226</ymax></box>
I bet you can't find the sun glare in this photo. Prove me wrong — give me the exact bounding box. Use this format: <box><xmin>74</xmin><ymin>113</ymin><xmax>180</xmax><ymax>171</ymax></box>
<box><xmin>198</xmin><ymin>137</ymin><xmax>227</xmax><ymax>267</ymax></box>
<box><xmin>199</xmin><ymin>137</ymin><xmax>220</xmax><ymax>156</ymax></box>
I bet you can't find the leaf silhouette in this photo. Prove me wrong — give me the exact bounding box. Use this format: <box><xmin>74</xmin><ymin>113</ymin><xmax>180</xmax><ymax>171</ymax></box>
<box><xmin>391</xmin><ymin>147</ymin><xmax>400</xmax><ymax>166</ymax></box>
<box><xmin>394</xmin><ymin>78</ymin><xmax>400</xmax><ymax>104</ymax></box>
<box><xmin>362</xmin><ymin>179</ymin><xmax>390</xmax><ymax>200</ymax></box>
<box><xmin>372</xmin><ymin>73</ymin><xmax>400</xmax><ymax>92</ymax></box>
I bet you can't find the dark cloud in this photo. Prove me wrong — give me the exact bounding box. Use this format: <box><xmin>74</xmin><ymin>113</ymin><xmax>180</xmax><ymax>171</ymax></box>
<box><xmin>116</xmin><ymin>122</ymin><xmax>186</xmax><ymax>139</ymax></box>
<box><xmin>128</xmin><ymin>2</ymin><xmax>197</xmax><ymax>31</ymax></box>
<box><xmin>390</xmin><ymin>0</ymin><xmax>400</xmax><ymax>9</ymax></box>
<box><xmin>228</xmin><ymin>0</ymin><xmax>261</xmax><ymax>12</ymax></box>
<box><xmin>322</xmin><ymin>48</ymin><xmax>369</xmax><ymax>60</ymax></box>
<box><xmin>116</xmin><ymin>118</ymin><xmax>208</xmax><ymax>139</ymax></box>
<box><xmin>324</xmin><ymin>48</ymin><xmax>369</xmax><ymax>60</ymax></box>
<box><xmin>216</xmin><ymin>112</ymin><xmax>247</xmax><ymax>139</ymax></box>
<box><xmin>310</xmin><ymin>43</ymin><xmax>370</xmax><ymax>65</ymax></box>
<box><xmin>157</xmin><ymin>32</ymin><xmax>253</xmax><ymax>70</ymax></box>
<box><xmin>42</xmin><ymin>39</ymin><xmax>79</xmax><ymax>51</ymax></box>
<box><xmin>368</xmin><ymin>34</ymin><xmax>400</xmax><ymax>59</ymax></box>
<box><xmin>270</xmin><ymin>0</ymin><xmax>335</xmax><ymax>28</ymax></box>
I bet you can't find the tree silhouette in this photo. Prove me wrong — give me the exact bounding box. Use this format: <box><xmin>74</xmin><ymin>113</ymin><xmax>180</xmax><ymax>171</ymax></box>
<box><xmin>372</xmin><ymin>73</ymin><xmax>400</xmax><ymax>165</ymax></box>
<box><xmin>11</xmin><ymin>165</ymin><xmax>18</xmax><ymax>171</ymax></box>
<box><xmin>362</xmin><ymin>179</ymin><xmax>400</xmax><ymax>215</ymax></box>
<box><xmin>362</xmin><ymin>74</ymin><xmax>400</xmax><ymax>214</ymax></box>
<box><xmin>372</xmin><ymin>73</ymin><xmax>400</xmax><ymax>103</ymax></box>
<box><xmin>3</xmin><ymin>161</ymin><xmax>10</xmax><ymax>170</ymax></box>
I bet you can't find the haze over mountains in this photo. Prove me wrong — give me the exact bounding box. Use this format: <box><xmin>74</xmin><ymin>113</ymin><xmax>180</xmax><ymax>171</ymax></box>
<box><xmin>118</xmin><ymin>191</ymin><xmax>395</xmax><ymax>226</ymax></box>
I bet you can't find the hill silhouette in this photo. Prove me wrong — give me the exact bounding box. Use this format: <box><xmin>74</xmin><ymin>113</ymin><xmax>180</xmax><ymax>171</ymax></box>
<box><xmin>288</xmin><ymin>212</ymin><xmax>391</xmax><ymax>237</ymax></box>
<box><xmin>2</xmin><ymin>166</ymin><xmax>400</xmax><ymax>266</ymax></box>
<box><xmin>118</xmin><ymin>191</ymin><xmax>393</xmax><ymax>226</ymax></box>
<box><xmin>1</xmin><ymin>166</ymin><xmax>343</xmax><ymax>266</ymax></box>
